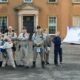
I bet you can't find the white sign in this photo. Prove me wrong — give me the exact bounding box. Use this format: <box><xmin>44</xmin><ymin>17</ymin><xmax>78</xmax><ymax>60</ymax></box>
<box><xmin>63</xmin><ymin>27</ymin><xmax>80</xmax><ymax>44</ymax></box>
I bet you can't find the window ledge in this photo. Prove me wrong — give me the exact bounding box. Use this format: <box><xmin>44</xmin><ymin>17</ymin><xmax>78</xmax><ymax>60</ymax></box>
<box><xmin>72</xmin><ymin>2</ymin><xmax>80</xmax><ymax>4</ymax></box>
<box><xmin>49</xmin><ymin>33</ymin><xmax>55</xmax><ymax>36</ymax></box>
<box><xmin>24</xmin><ymin>2</ymin><xmax>32</xmax><ymax>4</ymax></box>
<box><xmin>0</xmin><ymin>2</ymin><xmax>8</xmax><ymax>4</ymax></box>
<box><xmin>47</xmin><ymin>2</ymin><xmax>58</xmax><ymax>5</ymax></box>
<box><xmin>48</xmin><ymin>2</ymin><xmax>58</xmax><ymax>4</ymax></box>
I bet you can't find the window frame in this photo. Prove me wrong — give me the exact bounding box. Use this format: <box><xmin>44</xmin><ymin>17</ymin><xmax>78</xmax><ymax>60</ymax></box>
<box><xmin>48</xmin><ymin>0</ymin><xmax>58</xmax><ymax>3</ymax></box>
<box><xmin>23</xmin><ymin>0</ymin><xmax>33</xmax><ymax>3</ymax></box>
<box><xmin>48</xmin><ymin>16</ymin><xmax>57</xmax><ymax>35</ymax></box>
<box><xmin>0</xmin><ymin>16</ymin><xmax>8</xmax><ymax>32</ymax></box>
<box><xmin>0</xmin><ymin>0</ymin><xmax>8</xmax><ymax>3</ymax></box>
<box><xmin>72</xmin><ymin>16</ymin><xmax>80</xmax><ymax>27</ymax></box>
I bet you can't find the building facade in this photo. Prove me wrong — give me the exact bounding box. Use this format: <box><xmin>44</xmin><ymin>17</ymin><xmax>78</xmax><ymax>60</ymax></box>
<box><xmin>0</xmin><ymin>0</ymin><xmax>80</xmax><ymax>38</ymax></box>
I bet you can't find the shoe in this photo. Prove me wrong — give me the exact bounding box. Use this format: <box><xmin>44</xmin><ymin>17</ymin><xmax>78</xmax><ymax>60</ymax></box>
<box><xmin>54</xmin><ymin>63</ymin><xmax>58</xmax><ymax>66</ymax></box>
<box><xmin>55</xmin><ymin>64</ymin><xmax>58</xmax><ymax>66</ymax></box>
<box><xmin>14</xmin><ymin>61</ymin><xmax>17</xmax><ymax>66</ymax></box>
<box><xmin>60</xmin><ymin>62</ymin><xmax>62</xmax><ymax>64</ymax></box>
<box><xmin>46</xmin><ymin>62</ymin><xmax>50</xmax><ymax>65</ymax></box>
<box><xmin>42</xmin><ymin>61</ymin><xmax>45</xmax><ymax>68</ymax></box>
<box><xmin>18</xmin><ymin>65</ymin><xmax>24</xmax><ymax>67</ymax></box>
<box><xmin>31</xmin><ymin>61</ymin><xmax>36</xmax><ymax>68</ymax></box>
<box><xmin>25</xmin><ymin>66</ymin><xmax>29</xmax><ymax>69</ymax></box>
<box><xmin>13</xmin><ymin>67</ymin><xmax>16</xmax><ymax>69</ymax></box>
<box><xmin>12</xmin><ymin>65</ymin><xmax>16</xmax><ymax>69</ymax></box>
<box><xmin>2</xmin><ymin>66</ymin><xmax>5</xmax><ymax>68</ymax></box>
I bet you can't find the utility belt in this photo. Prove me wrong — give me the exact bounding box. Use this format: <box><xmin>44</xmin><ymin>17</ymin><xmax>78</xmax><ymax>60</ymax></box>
<box><xmin>33</xmin><ymin>44</ymin><xmax>44</xmax><ymax>53</ymax></box>
<box><xmin>18</xmin><ymin>39</ymin><xmax>27</xmax><ymax>41</ymax></box>
<box><xmin>18</xmin><ymin>40</ymin><xmax>29</xmax><ymax>50</ymax></box>
<box><xmin>33</xmin><ymin>43</ymin><xmax>44</xmax><ymax>49</ymax></box>
<box><xmin>34</xmin><ymin>44</ymin><xmax>42</xmax><ymax>47</ymax></box>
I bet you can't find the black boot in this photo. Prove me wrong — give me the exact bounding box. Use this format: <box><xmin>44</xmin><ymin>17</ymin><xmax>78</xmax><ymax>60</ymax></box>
<box><xmin>31</xmin><ymin>61</ymin><xmax>36</xmax><ymax>68</ymax></box>
<box><xmin>42</xmin><ymin>61</ymin><xmax>45</xmax><ymax>68</ymax></box>
<box><xmin>14</xmin><ymin>61</ymin><xmax>17</xmax><ymax>66</ymax></box>
<box><xmin>46</xmin><ymin>61</ymin><xmax>50</xmax><ymax>65</ymax></box>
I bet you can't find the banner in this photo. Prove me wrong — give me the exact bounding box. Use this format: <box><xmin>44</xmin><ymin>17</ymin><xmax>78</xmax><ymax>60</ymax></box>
<box><xmin>63</xmin><ymin>27</ymin><xmax>80</xmax><ymax>44</ymax></box>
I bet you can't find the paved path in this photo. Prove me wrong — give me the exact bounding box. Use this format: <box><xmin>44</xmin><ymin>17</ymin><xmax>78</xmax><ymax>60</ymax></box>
<box><xmin>0</xmin><ymin>43</ymin><xmax>80</xmax><ymax>80</ymax></box>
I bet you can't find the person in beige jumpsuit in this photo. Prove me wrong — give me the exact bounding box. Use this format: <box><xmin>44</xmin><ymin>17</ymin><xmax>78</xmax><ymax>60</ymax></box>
<box><xmin>1</xmin><ymin>38</ymin><xmax>16</xmax><ymax>69</ymax></box>
<box><xmin>4</xmin><ymin>26</ymin><xmax>17</xmax><ymax>61</ymax></box>
<box><xmin>18</xmin><ymin>28</ymin><xmax>29</xmax><ymax>68</ymax></box>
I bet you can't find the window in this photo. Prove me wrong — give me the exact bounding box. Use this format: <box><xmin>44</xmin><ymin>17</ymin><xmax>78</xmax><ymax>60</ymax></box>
<box><xmin>0</xmin><ymin>16</ymin><xmax>8</xmax><ymax>33</ymax></box>
<box><xmin>48</xmin><ymin>16</ymin><xmax>57</xmax><ymax>34</ymax></box>
<box><xmin>48</xmin><ymin>0</ymin><xmax>57</xmax><ymax>3</ymax></box>
<box><xmin>72</xmin><ymin>0</ymin><xmax>80</xmax><ymax>3</ymax></box>
<box><xmin>0</xmin><ymin>0</ymin><xmax>8</xmax><ymax>3</ymax></box>
<box><xmin>24</xmin><ymin>0</ymin><xmax>32</xmax><ymax>3</ymax></box>
<box><xmin>73</xmin><ymin>16</ymin><xmax>80</xmax><ymax>27</ymax></box>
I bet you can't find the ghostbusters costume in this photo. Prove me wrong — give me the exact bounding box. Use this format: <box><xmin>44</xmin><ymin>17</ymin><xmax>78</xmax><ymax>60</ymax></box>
<box><xmin>18</xmin><ymin>32</ymin><xmax>30</xmax><ymax>67</ymax></box>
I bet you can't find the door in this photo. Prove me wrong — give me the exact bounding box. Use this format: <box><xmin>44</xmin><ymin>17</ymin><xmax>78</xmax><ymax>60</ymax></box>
<box><xmin>23</xmin><ymin>16</ymin><xmax>34</xmax><ymax>40</ymax></box>
<box><xmin>23</xmin><ymin>16</ymin><xmax>34</xmax><ymax>33</ymax></box>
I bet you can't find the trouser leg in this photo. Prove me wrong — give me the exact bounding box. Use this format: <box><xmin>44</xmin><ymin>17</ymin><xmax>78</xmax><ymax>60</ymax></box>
<box><xmin>32</xmin><ymin>47</ymin><xmax>37</xmax><ymax>68</ymax></box>
<box><xmin>59</xmin><ymin>48</ymin><xmax>62</xmax><ymax>63</ymax></box>
<box><xmin>0</xmin><ymin>53</ymin><xmax>2</xmax><ymax>67</ymax></box>
<box><xmin>7</xmin><ymin>49</ymin><xmax>16</xmax><ymax>68</ymax></box>
<box><xmin>19</xmin><ymin>46</ymin><xmax>27</xmax><ymax>66</ymax></box>
<box><xmin>46</xmin><ymin>47</ymin><xmax>50</xmax><ymax>63</ymax></box>
<box><xmin>13</xmin><ymin>51</ymin><xmax>17</xmax><ymax>65</ymax></box>
<box><xmin>12</xmin><ymin>42</ymin><xmax>16</xmax><ymax>60</ymax></box>
<box><xmin>40</xmin><ymin>53</ymin><xmax>44</xmax><ymax>62</ymax></box>
<box><xmin>32</xmin><ymin>47</ymin><xmax>38</xmax><ymax>68</ymax></box>
<box><xmin>2</xmin><ymin>58</ymin><xmax>7</xmax><ymax>67</ymax></box>
<box><xmin>33</xmin><ymin>47</ymin><xmax>37</xmax><ymax>61</ymax></box>
<box><xmin>54</xmin><ymin>49</ymin><xmax>58</xmax><ymax>65</ymax></box>
<box><xmin>19</xmin><ymin>47</ymin><xmax>24</xmax><ymax>66</ymax></box>
<box><xmin>13</xmin><ymin>51</ymin><xmax>15</xmax><ymax>60</ymax></box>
<box><xmin>23</xmin><ymin>47</ymin><xmax>29</xmax><ymax>66</ymax></box>
<box><xmin>19</xmin><ymin>41</ymin><xmax>29</xmax><ymax>67</ymax></box>
<box><xmin>45</xmin><ymin>52</ymin><xmax>49</xmax><ymax>63</ymax></box>
<box><xmin>40</xmin><ymin>53</ymin><xmax>45</xmax><ymax>68</ymax></box>
<box><xmin>44</xmin><ymin>48</ymin><xmax>47</xmax><ymax>63</ymax></box>
<box><xmin>40</xmin><ymin>47</ymin><xmax>45</xmax><ymax>68</ymax></box>
<box><xmin>44</xmin><ymin>47</ymin><xmax>50</xmax><ymax>64</ymax></box>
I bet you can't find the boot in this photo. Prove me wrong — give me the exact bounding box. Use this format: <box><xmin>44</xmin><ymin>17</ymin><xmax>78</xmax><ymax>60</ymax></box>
<box><xmin>14</xmin><ymin>61</ymin><xmax>17</xmax><ymax>66</ymax></box>
<box><xmin>31</xmin><ymin>61</ymin><xmax>36</xmax><ymax>68</ymax></box>
<box><xmin>46</xmin><ymin>61</ymin><xmax>50</xmax><ymax>65</ymax></box>
<box><xmin>41</xmin><ymin>61</ymin><xmax>45</xmax><ymax>68</ymax></box>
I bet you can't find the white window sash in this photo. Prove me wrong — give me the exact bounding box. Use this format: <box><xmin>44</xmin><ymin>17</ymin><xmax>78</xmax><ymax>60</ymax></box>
<box><xmin>24</xmin><ymin>0</ymin><xmax>32</xmax><ymax>3</ymax></box>
<box><xmin>48</xmin><ymin>16</ymin><xmax>57</xmax><ymax>35</ymax></box>
<box><xmin>73</xmin><ymin>16</ymin><xmax>80</xmax><ymax>27</ymax></box>
<box><xmin>0</xmin><ymin>16</ymin><xmax>8</xmax><ymax>30</ymax></box>
<box><xmin>48</xmin><ymin>0</ymin><xmax>58</xmax><ymax>3</ymax></box>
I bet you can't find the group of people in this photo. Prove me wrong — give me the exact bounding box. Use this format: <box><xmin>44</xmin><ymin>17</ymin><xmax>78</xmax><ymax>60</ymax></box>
<box><xmin>0</xmin><ymin>25</ymin><xmax>62</xmax><ymax>69</ymax></box>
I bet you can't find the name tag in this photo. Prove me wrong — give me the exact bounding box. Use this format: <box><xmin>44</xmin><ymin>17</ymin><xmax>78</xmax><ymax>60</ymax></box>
<box><xmin>36</xmin><ymin>47</ymin><xmax>40</xmax><ymax>53</ymax></box>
